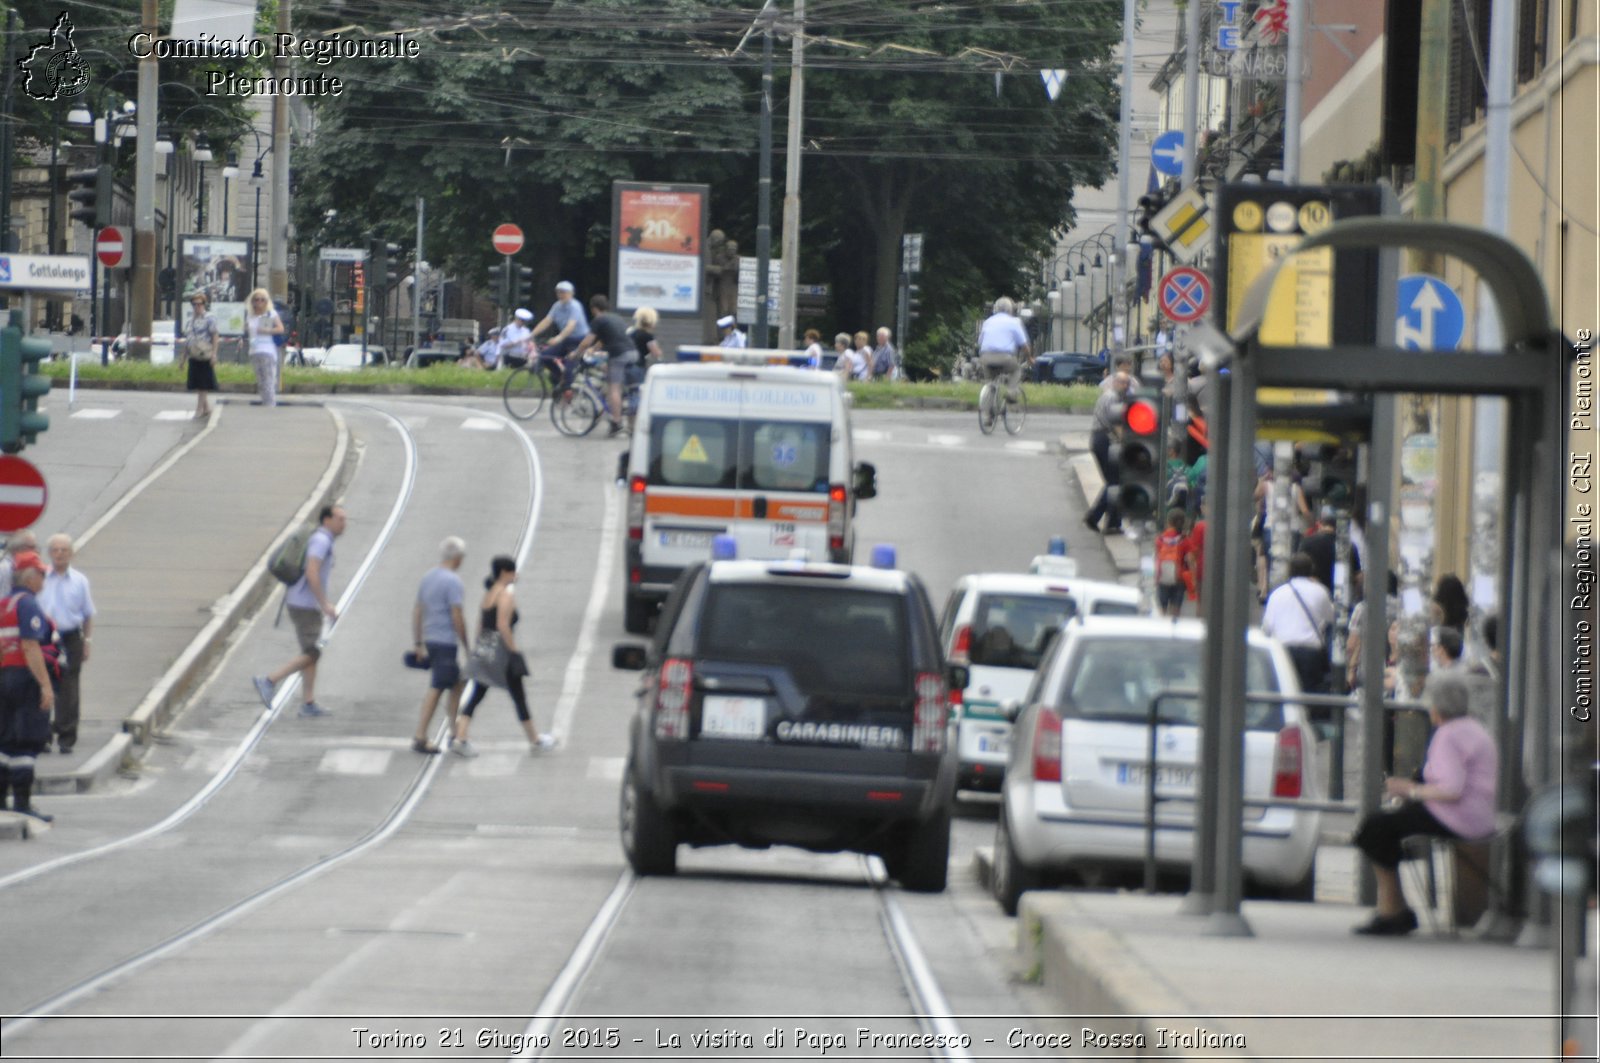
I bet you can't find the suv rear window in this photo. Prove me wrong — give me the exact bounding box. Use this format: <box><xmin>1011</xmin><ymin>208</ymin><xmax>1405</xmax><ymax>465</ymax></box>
<box><xmin>968</xmin><ymin>592</ymin><xmax>1077</xmax><ymax>670</ymax></box>
<box><xmin>697</xmin><ymin>584</ymin><xmax>910</xmax><ymax>696</ymax></box>
<box><xmin>1060</xmin><ymin>637</ymin><xmax>1284</xmax><ymax>729</ymax></box>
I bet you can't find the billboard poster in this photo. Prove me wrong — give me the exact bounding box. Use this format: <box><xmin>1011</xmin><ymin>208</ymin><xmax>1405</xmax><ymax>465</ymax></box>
<box><xmin>178</xmin><ymin>235</ymin><xmax>253</xmax><ymax>336</ymax></box>
<box><xmin>611</xmin><ymin>182</ymin><xmax>707</xmax><ymax>315</ymax></box>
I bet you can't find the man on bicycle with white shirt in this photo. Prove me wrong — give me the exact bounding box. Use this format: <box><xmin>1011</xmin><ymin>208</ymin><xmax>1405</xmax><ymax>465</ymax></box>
<box><xmin>977</xmin><ymin>297</ymin><xmax>1031</xmax><ymax>402</ymax></box>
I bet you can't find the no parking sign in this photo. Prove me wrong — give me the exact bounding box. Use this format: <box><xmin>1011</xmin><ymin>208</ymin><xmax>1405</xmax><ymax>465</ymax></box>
<box><xmin>1158</xmin><ymin>266</ymin><xmax>1212</xmax><ymax>324</ymax></box>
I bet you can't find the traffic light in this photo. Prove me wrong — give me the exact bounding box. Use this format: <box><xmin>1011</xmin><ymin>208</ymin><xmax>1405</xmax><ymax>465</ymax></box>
<box><xmin>1317</xmin><ymin>445</ymin><xmax>1359</xmax><ymax>512</ymax></box>
<box><xmin>0</xmin><ymin>311</ymin><xmax>53</xmax><ymax>453</ymax></box>
<box><xmin>367</xmin><ymin>238</ymin><xmax>387</xmax><ymax>290</ymax></box>
<box><xmin>1112</xmin><ymin>396</ymin><xmax>1161</xmax><ymax>520</ymax></box>
<box><xmin>383</xmin><ymin>243</ymin><xmax>401</xmax><ymax>288</ymax></box>
<box><xmin>907</xmin><ymin>283</ymin><xmax>922</xmax><ymax>321</ymax></box>
<box><xmin>486</xmin><ymin>262</ymin><xmax>507</xmax><ymax>306</ymax></box>
<box><xmin>515</xmin><ymin>265</ymin><xmax>533</xmax><ymax>306</ymax></box>
<box><xmin>1136</xmin><ymin>189</ymin><xmax>1172</xmax><ymax>251</ymax></box>
<box><xmin>67</xmin><ymin>165</ymin><xmax>111</xmax><ymax>227</ymax></box>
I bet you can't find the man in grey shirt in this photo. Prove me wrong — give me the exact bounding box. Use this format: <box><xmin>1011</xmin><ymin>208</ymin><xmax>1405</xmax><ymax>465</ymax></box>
<box><xmin>410</xmin><ymin>537</ymin><xmax>469</xmax><ymax>754</ymax></box>
<box><xmin>254</xmin><ymin>505</ymin><xmax>345</xmax><ymax>717</ymax></box>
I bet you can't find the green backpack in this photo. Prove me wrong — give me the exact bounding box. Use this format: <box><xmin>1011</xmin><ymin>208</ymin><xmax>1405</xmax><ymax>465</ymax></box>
<box><xmin>269</xmin><ymin>525</ymin><xmax>315</xmax><ymax>585</ymax></box>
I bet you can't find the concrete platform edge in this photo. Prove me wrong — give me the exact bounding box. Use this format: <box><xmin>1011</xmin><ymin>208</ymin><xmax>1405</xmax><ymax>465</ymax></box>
<box><xmin>118</xmin><ymin>405</ymin><xmax>355</xmax><ymax>748</ymax></box>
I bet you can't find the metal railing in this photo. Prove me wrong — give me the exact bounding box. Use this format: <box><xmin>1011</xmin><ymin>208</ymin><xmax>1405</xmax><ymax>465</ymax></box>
<box><xmin>1139</xmin><ymin>687</ymin><xmax>1429</xmax><ymax>893</ymax></box>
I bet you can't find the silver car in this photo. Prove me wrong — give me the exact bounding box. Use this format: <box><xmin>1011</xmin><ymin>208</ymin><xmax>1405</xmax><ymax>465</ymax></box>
<box><xmin>991</xmin><ymin>616</ymin><xmax>1321</xmax><ymax>914</ymax></box>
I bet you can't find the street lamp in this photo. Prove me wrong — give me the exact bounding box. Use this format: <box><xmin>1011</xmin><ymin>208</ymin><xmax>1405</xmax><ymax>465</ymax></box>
<box><xmin>221</xmin><ymin>153</ymin><xmax>239</xmax><ymax>235</ymax></box>
<box><xmin>193</xmin><ymin>134</ymin><xmax>213</xmax><ymax>233</ymax></box>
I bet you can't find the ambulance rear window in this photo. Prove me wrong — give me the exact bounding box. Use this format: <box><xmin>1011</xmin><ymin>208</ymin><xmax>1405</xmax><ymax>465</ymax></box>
<box><xmin>651</xmin><ymin>417</ymin><xmax>737</xmax><ymax>489</ymax></box>
<box><xmin>743</xmin><ymin>421</ymin><xmax>830</xmax><ymax>493</ymax></box>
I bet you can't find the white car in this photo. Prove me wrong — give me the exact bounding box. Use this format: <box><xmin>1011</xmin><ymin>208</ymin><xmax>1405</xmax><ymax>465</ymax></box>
<box><xmin>319</xmin><ymin>343</ymin><xmax>385</xmax><ymax>372</ymax></box>
<box><xmin>112</xmin><ymin>320</ymin><xmax>177</xmax><ymax>364</ymax></box>
<box><xmin>937</xmin><ymin>572</ymin><xmax>1140</xmax><ymax>792</ymax></box>
<box><xmin>991</xmin><ymin>616</ymin><xmax>1322</xmax><ymax>915</ymax></box>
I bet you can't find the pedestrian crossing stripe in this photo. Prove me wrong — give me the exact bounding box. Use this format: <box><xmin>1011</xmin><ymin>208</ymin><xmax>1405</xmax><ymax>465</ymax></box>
<box><xmin>153</xmin><ymin>410</ymin><xmax>195</xmax><ymax>421</ymax></box>
<box><xmin>460</xmin><ymin>416</ymin><xmax>503</xmax><ymax>431</ymax></box>
<box><xmin>71</xmin><ymin>409</ymin><xmax>120</xmax><ymax>419</ymax></box>
<box><xmin>678</xmin><ymin>434</ymin><xmax>710</xmax><ymax>463</ymax></box>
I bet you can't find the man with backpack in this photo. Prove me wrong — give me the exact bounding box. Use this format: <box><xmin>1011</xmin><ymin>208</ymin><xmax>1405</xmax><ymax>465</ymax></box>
<box><xmin>254</xmin><ymin>505</ymin><xmax>346</xmax><ymax>717</ymax></box>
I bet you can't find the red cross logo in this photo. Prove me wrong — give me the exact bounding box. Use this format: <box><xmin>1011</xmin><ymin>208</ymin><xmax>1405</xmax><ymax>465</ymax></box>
<box><xmin>1254</xmin><ymin>0</ymin><xmax>1290</xmax><ymax>46</ymax></box>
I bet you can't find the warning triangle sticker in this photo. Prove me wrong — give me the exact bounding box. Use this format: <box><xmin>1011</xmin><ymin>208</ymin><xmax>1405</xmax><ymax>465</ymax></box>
<box><xmin>677</xmin><ymin>434</ymin><xmax>710</xmax><ymax>463</ymax></box>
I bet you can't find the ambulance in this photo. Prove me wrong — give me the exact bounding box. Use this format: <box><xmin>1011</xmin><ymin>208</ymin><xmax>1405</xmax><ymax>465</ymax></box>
<box><xmin>620</xmin><ymin>347</ymin><xmax>878</xmax><ymax>632</ymax></box>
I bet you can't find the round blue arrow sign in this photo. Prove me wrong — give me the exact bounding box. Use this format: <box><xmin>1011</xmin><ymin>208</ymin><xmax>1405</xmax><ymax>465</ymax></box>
<box><xmin>1152</xmin><ymin>130</ymin><xmax>1186</xmax><ymax>177</ymax></box>
<box><xmin>1396</xmin><ymin>274</ymin><xmax>1465</xmax><ymax>351</ymax></box>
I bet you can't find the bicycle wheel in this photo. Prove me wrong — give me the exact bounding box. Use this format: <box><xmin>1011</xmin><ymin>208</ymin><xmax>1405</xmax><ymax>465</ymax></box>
<box><xmin>502</xmin><ymin>367</ymin><xmax>548</xmax><ymax>420</ymax></box>
<box><xmin>1003</xmin><ymin>384</ymin><xmax>1028</xmax><ymax>435</ymax></box>
<box><xmin>977</xmin><ymin>383</ymin><xmax>998</xmax><ymax>435</ymax></box>
<box><xmin>552</xmin><ymin>384</ymin><xmax>603</xmax><ymax>437</ymax></box>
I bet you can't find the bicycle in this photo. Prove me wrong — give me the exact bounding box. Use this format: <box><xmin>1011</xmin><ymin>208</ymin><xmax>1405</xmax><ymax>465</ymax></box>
<box><xmin>501</xmin><ymin>346</ymin><xmax>567</xmax><ymax>420</ymax></box>
<box><xmin>551</xmin><ymin>356</ymin><xmax>643</xmax><ymax>437</ymax></box>
<box><xmin>977</xmin><ymin>364</ymin><xmax>1028</xmax><ymax>436</ymax></box>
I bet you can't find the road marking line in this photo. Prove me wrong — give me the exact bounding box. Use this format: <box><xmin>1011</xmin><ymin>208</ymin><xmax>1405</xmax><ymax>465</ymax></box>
<box><xmin>1005</xmin><ymin>440</ymin><xmax>1048</xmax><ymax>453</ymax></box>
<box><xmin>317</xmin><ymin>748</ymin><xmax>392</xmax><ymax>775</ymax></box>
<box><xmin>70</xmin><ymin>408</ymin><xmax>119</xmax><ymax>419</ymax></box>
<box><xmin>460</xmin><ymin>416</ymin><xmax>504</xmax><ymax>431</ymax></box>
<box><xmin>853</xmin><ymin>428</ymin><xmax>890</xmax><ymax>442</ymax></box>
<box><xmin>549</xmin><ymin>483</ymin><xmax>619</xmax><ymax>742</ymax></box>
<box><xmin>928</xmin><ymin>433</ymin><xmax>965</xmax><ymax>446</ymax></box>
<box><xmin>586</xmin><ymin>756</ymin><xmax>625</xmax><ymax>781</ymax></box>
<box><xmin>152</xmin><ymin>410</ymin><xmax>195</xmax><ymax>421</ymax></box>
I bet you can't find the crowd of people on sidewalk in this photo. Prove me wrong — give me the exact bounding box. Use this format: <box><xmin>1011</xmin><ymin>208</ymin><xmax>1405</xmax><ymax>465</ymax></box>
<box><xmin>0</xmin><ymin>531</ymin><xmax>98</xmax><ymax>824</ymax></box>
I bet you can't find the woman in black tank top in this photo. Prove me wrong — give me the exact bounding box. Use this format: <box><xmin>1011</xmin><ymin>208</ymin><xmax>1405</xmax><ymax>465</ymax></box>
<box><xmin>451</xmin><ymin>556</ymin><xmax>556</xmax><ymax>755</ymax></box>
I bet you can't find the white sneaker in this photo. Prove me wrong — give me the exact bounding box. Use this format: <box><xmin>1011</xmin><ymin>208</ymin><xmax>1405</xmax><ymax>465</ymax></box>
<box><xmin>533</xmin><ymin>733</ymin><xmax>558</xmax><ymax>751</ymax></box>
<box><xmin>451</xmin><ymin>739</ymin><xmax>478</xmax><ymax>758</ymax></box>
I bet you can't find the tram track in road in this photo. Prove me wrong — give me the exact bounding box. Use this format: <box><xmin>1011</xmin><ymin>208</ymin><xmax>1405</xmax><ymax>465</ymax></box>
<box><xmin>510</xmin><ymin>856</ymin><xmax>975</xmax><ymax>1062</ymax></box>
<box><xmin>0</xmin><ymin>400</ymin><xmax>565</xmax><ymax>1038</ymax></box>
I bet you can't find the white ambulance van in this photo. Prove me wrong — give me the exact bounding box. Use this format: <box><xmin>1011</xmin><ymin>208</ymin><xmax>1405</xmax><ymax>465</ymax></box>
<box><xmin>620</xmin><ymin>347</ymin><xmax>878</xmax><ymax>632</ymax></box>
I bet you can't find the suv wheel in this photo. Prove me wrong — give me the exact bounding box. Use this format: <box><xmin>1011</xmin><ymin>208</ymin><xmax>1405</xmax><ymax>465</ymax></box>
<box><xmin>620</xmin><ymin>763</ymin><xmax>677</xmax><ymax>876</ymax></box>
<box><xmin>992</xmin><ymin>805</ymin><xmax>1041</xmax><ymax>916</ymax></box>
<box><xmin>896</xmin><ymin>805</ymin><xmax>951</xmax><ymax>893</ymax></box>
<box><xmin>623</xmin><ymin>592</ymin><xmax>653</xmax><ymax>635</ymax></box>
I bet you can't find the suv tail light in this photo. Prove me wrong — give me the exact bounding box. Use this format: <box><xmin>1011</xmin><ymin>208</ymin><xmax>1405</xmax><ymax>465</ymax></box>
<box><xmin>827</xmin><ymin>483</ymin><xmax>846</xmax><ymax>554</ymax></box>
<box><xmin>912</xmin><ymin>672</ymin><xmax>948</xmax><ymax>753</ymax></box>
<box><xmin>627</xmin><ymin>475</ymin><xmax>647</xmax><ymax>542</ymax></box>
<box><xmin>1271</xmin><ymin>725</ymin><xmax>1303</xmax><ymax>798</ymax></box>
<box><xmin>1032</xmin><ymin>706</ymin><xmax>1062</xmax><ymax>782</ymax></box>
<box><xmin>950</xmin><ymin>624</ymin><xmax>971</xmax><ymax>664</ymax></box>
<box><xmin>654</xmin><ymin>657</ymin><xmax>693</xmax><ymax>740</ymax></box>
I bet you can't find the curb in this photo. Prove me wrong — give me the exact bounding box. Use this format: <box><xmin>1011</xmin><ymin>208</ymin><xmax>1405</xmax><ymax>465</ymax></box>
<box><xmin>1065</xmin><ymin>439</ymin><xmax>1144</xmax><ymax>578</ymax></box>
<box><xmin>0</xmin><ymin>810</ymin><xmax>49</xmax><ymax>840</ymax></box>
<box><xmin>1014</xmin><ymin>892</ymin><xmax>1253</xmax><ymax>1061</ymax></box>
<box><xmin>118</xmin><ymin>405</ymin><xmax>356</xmax><ymax>747</ymax></box>
<box><xmin>36</xmin><ymin>732</ymin><xmax>133</xmax><ymax>796</ymax></box>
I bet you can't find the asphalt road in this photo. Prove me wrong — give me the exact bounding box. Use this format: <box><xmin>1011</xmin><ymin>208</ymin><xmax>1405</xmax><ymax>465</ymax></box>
<box><xmin>1</xmin><ymin>400</ymin><xmax>1106</xmax><ymax>1059</ymax></box>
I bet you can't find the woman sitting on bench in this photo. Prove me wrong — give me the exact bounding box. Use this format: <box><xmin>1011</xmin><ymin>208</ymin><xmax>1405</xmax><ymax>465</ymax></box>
<box><xmin>1351</xmin><ymin>671</ymin><xmax>1498</xmax><ymax>936</ymax></box>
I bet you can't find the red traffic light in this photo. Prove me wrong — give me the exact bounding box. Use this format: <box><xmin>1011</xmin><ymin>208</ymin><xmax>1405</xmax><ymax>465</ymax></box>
<box><xmin>1124</xmin><ymin>399</ymin><xmax>1158</xmax><ymax>436</ymax></box>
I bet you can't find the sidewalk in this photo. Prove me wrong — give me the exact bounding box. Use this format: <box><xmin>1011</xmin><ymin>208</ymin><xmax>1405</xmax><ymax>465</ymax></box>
<box><xmin>1014</xmin><ymin>429</ymin><xmax>1593</xmax><ymax>1060</ymax></box>
<box><xmin>0</xmin><ymin>399</ymin><xmax>351</xmax><ymax>839</ymax></box>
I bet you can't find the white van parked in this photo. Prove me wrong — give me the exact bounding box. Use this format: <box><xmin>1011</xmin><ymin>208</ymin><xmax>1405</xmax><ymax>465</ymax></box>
<box><xmin>937</xmin><ymin>572</ymin><xmax>1141</xmax><ymax>791</ymax></box>
<box><xmin>619</xmin><ymin>348</ymin><xmax>878</xmax><ymax>632</ymax></box>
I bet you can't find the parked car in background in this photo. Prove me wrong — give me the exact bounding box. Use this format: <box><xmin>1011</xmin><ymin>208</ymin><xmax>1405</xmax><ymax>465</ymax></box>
<box><xmin>406</xmin><ymin>346</ymin><xmax>459</xmax><ymax>369</ymax></box>
<box><xmin>320</xmin><ymin>344</ymin><xmax>386</xmax><ymax>372</ymax></box>
<box><xmin>938</xmin><ymin>572</ymin><xmax>1140</xmax><ymax>793</ymax></box>
<box><xmin>1031</xmin><ymin>351</ymin><xmax>1104</xmax><ymax>386</ymax></box>
<box><xmin>991</xmin><ymin>616</ymin><xmax>1321</xmax><ymax>915</ymax></box>
<box><xmin>112</xmin><ymin>320</ymin><xmax>177</xmax><ymax>364</ymax></box>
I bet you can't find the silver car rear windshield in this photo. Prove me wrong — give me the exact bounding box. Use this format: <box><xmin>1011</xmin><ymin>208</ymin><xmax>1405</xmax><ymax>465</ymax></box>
<box><xmin>698</xmin><ymin>584</ymin><xmax>910</xmax><ymax>696</ymax></box>
<box><xmin>1062</xmin><ymin>638</ymin><xmax>1284</xmax><ymax>730</ymax></box>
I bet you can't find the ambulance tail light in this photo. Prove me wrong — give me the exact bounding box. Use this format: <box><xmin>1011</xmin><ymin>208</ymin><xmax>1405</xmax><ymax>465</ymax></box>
<box><xmin>1032</xmin><ymin>706</ymin><xmax>1062</xmax><ymax>783</ymax></box>
<box><xmin>912</xmin><ymin>673</ymin><xmax>948</xmax><ymax>754</ymax></box>
<box><xmin>627</xmin><ymin>475</ymin><xmax>647</xmax><ymax>541</ymax></box>
<box><xmin>828</xmin><ymin>483</ymin><xmax>847</xmax><ymax>553</ymax></box>
<box><xmin>1271</xmin><ymin>725</ymin><xmax>1304</xmax><ymax>799</ymax></box>
<box><xmin>654</xmin><ymin>657</ymin><xmax>693</xmax><ymax>740</ymax></box>
<box><xmin>950</xmin><ymin>625</ymin><xmax>972</xmax><ymax>665</ymax></box>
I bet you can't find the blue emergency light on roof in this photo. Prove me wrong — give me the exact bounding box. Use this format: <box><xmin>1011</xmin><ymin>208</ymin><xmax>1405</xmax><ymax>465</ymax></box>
<box><xmin>676</xmin><ymin>345</ymin><xmax>814</xmax><ymax>367</ymax></box>
<box><xmin>711</xmin><ymin>534</ymin><xmax>738</xmax><ymax>561</ymax></box>
<box><xmin>1048</xmin><ymin>536</ymin><xmax>1068</xmax><ymax>556</ymax></box>
<box><xmin>870</xmin><ymin>544</ymin><xmax>897</xmax><ymax>570</ymax></box>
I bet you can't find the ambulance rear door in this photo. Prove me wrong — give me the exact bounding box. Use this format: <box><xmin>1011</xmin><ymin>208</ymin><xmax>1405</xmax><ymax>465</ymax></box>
<box><xmin>730</xmin><ymin>375</ymin><xmax>837</xmax><ymax>562</ymax></box>
<box><xmin>640</xmin><ymin>374</ymin><xmax>745</xmax><ymax>574</ymax></box>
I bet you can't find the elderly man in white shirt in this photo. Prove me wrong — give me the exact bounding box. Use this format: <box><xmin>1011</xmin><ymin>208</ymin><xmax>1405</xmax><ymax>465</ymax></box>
<box><xmin>1260</xmin><ymin>551</ymin><xmax>1336</xmax><ymax>694</ymax></box>
<box><xmin>38</xmin><ymin>533</ymin><xmax>96</xmax><ymax>755</ymax></box>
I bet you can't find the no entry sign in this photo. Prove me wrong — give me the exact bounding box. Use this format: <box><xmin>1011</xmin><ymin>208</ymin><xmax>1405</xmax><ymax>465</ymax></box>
<box><xmin>0</xmin><ymin>456</ymin><xmax>47</xmax><ymax>533</ymax></box>
<box><xmin>1158</xmin><ymin>266</ymin><xmax>1212</xmax><ymax>324</ymax></box>
<box><xmin>491</xmin><ymin>223</ymin><xmax>524</xmax><ymax>256</ymax></box>
<box><xmin>96</xmin><ymin>227</ymin><xmax>127</xmax><ymax>269</ymax></box>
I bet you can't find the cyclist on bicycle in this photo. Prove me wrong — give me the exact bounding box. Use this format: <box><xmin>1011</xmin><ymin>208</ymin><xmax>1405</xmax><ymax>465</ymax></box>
<box><xmin>977</xmin><ymin>296</ymin><xmax>1031</xmax><ymax>402</ymax></box>
<box><xmin>572</xmin><ymin>294</ymin><xmax>637</xmax><ymax>437</ymax></box>
<box><xmin>531</xmin><ymin>280</ymin><xmax>590</xmax><ymax>371</ymax></box>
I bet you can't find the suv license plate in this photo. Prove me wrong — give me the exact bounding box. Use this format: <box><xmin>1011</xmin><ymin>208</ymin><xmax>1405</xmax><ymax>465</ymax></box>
<box><xmin>702</xmin><ymin>695</ymin><xmax>766</xmax><ymax>739</ymax></box>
